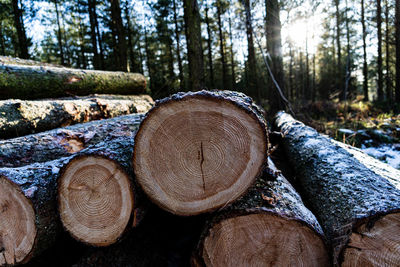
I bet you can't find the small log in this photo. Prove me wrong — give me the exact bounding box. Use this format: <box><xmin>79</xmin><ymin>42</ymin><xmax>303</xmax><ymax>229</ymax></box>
<box><xmin>0</xmin><ymin>63</ymin><xmax>147</xmax><ymax>100</ymax></box>
<box><xmin>133</xmin><ymin>90</ymin><xmax>268</xmax><ymax>215</ymax></box>
<box><xmin>0</xmin><ymin>113</ymin><xmax>145</xmax><ymax>167</ymax></box>
<box><xmin>275</xmin><ymin>111</ymin><xmax>400</xmax><ymax>266</ymax></box>
<box><xmin>0</xmin><ymin>132</ymin><xmax>144</xmax><ymax>265</ymax></box>
<box><xmin>192</xmin><ymin>158</ymin><xmax>330</xmax><ymax>266</ymax></box>
<box><xmin>0</xmin><ymin>96</ymin><xmax>153</xmax><ymax>139</ymax></box>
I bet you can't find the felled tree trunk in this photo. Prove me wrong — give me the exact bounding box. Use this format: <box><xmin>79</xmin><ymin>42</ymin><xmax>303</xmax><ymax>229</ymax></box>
<box><xmin>275</xmin><ymin>111</ymin><xmax>400</xmax><ymax>266</ymax></box>
<box><xmin>192</xmin><ymin>158</ymin><xmax>330</xmax><ymax>266</ymax></box>
<box><xmin>133</xmin><ymin>90</ymin><xmax>268</xmax><ymax>216</ymax></box>
<box><xmin>0</xmin><ymin>113</ymin><xmax>145</xmax><ymax>167</ymax></box>
<box><xmin>0</xmin><ymin>64</ymin><xmax>147</xmax><ymax>100</ymax></box>
<box><xmin>0</xmin><ymin>122</ymin><xmax>145</xmax><ymax>266</ymax></box>
<box><xmin>0</xmin><ymin>95</ymin><xmax>153</xmax><ymax>139</ymax></box>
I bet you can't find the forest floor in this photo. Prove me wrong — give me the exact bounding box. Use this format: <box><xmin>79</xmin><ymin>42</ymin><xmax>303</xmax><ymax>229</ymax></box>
<box><xmin>295</xmin><ymin>97</ymin><xmax>400</xmax><ymax>170</ymax></box>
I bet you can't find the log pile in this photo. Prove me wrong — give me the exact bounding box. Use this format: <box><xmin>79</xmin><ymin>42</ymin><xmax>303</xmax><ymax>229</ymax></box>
<box><xmin>0</xmin><ymin>89</ymin><xmax>399</xmax><ymax>266</ymax></box>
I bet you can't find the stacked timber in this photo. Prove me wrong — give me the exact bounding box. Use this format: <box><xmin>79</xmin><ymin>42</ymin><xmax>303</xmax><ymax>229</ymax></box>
<box><xmin>0</xmin><ymin>95</ymin><xmax>154</xmax><ymax>139</ymax></box>
<box><xmin>275</xmin><ymin>111</ymin><xmax>400</xmax><ymax>266</ymax></box>
<box><xmin>0</xmin><ymin>114</ymin><xmax>146</xmax><ymax>265</ymax></box>
<box><xmin>133</xmin><ymin>90</ymin><xmax>269</xmax><ymax>215</ymax></box>
<box><xmin>192</xmin><ymin>158</ymin><xmax>330</xmax><ymax>266</ymax></box>
<box><xmin>0</xmin><ymin>63</ymin><xmax>147</xmax><ymax>100</ymax></box>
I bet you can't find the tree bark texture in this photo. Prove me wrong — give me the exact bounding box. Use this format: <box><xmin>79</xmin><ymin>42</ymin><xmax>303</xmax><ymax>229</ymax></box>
<box><xmin>0</xmin><ymin>113</ymin><xmax>145</xmax><ymax>167</ymax></box>
<box><xmin>275</xmin><ymin>111</ymin><xmax>400</xmax><ymax>265</ymax></box>
<box><xmin>0</xmin><ymin>95</ymin><xmax>153</xmax><ymax>139</ymax></box>
<box><xmin>192</xmin><ymin>158</ymin><xmax>330</xmax><ymax>266</ymax></box>
<box><xmin>0</xmin><ymin>63</ymin><xmax>147</xmax><ymax>100</ymax></box>
<box><xmin>183</xmin><ymin>0</ymin><xmax>205</xmax><ymax>91</ymax></box>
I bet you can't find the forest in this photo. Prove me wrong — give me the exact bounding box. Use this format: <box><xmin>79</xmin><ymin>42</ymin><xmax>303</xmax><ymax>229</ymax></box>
<box><xmin>1</xmin><ymin>0</ymin><xmax>399</xmax><ymax>109</ymax></box>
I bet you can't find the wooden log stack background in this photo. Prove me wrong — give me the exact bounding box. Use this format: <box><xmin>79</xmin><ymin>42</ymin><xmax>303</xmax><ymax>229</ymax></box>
<box><xmin>0</xmin><ymin>81</ymin><xmax>399</xmax><ymax>266</ymax></box>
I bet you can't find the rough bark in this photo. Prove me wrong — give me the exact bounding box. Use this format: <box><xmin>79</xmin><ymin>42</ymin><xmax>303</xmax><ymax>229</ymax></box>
<box><xmin>397</xmin><ymin>0</ymin><xmax>400</xmax><ymax>103</ymax></box>
<box><xmin>0</xmin><ymin>113</ymin><xmax>146</xmax><ymax>167</ymax></box>
<box><xmin>133</xmin><ymin>90</ymin><xmax>268</xmax><ymax>216</ymax></box>
<box><xmin>0</xmin><ymin>63</ymin><xmax>147</xmax><ymax>100</ymax></box>
<box><xmin>183</xmin><ymin>0</ymin><xmax>205</xmax><ymax>91</ymax></box>
<box><xmin>192</xmin><ymin>158</ymin><xmax>330</xmax><ymax>266</ymax></box>
<box><xmin>275</xmin><ymin>111</ymin><xmax>400</xmax><ymax>266</ymax></box>
<box><xmin>0</xmin><ymin>124</ymin><xmax>146</xmax><ymax>265</ymax></box>
<box><xmin>361</xmin><ymin>0</ymin><xmax>368</xmax><ymax>101</ymax></box>
<box><xmin>0</xmin><ymin>96</ymin><xmax>153</xmax><ymax>139</ymax></box>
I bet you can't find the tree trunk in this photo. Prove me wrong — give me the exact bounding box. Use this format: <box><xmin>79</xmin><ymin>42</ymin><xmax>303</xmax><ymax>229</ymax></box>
<box><xmin>275</xmin><ymin>111</ymin><xmax>400</xmax><ymax>266</ymax></box>
<box><xmin>192</xmin><ymin>158</ymin><xmax>330</xmax><ymax>266</ymax></box>
<box><xmin>243</xmin><ymin>0</ymin><xmax>260</xmax><ymax>103</ymax></box>
<box><xmin>88</xmin><ymin>0</ymin><xmax>99</xmax><ymax>69</ymax></box>
<box><xmin>172</xmin><ymin>0</ymin><xmax>184</xmax><ymax>91</ymax></box>
<box><xmin>216</xmin><ymin>1</ymin><xmax>228</xmax><ymax>91</ymax></box>
<box><xmin>343</xmin><ymin>0</ymin><xmax>351</xmax><ymax>101</ymax></box>
<box><xmin>133</xmin><ymin>90</ymin><xmax>268</xmax><ymax>216</ymax></box>
<box><xmin>385</xmin><ymin>0</ymin><xmax>391</xmax><ymax>102</ymax></box>
<box><xmin>110</xmin><ymin>0</ymin><xmax>127</xmax><ymax>71</ymax></box>
<box><xmin>94</xmin><ymin>3</ymin><xmax>104</xmax><ymax>70</ymax></box>
<box><xmin>228</xmin><ymin>16</ymin><xmax>236</xmax><ymax>90</ymax></box>
<box><xmin>183</xmin><ymin>0</ymin><xmax>205</xmax><ymax>91</ymax></box>
<box><xmin>0</xmin><ymin>63</ymin><xmax>147</xmax><ymax>100</ymax></box>
<box><xmin>0</xmin><ymin>96</ymin><xmax>153</xmax><ymax>140</ymax></box>
<box><xmin>334</xmin><ymin>0</ymin><xmax>342</xmax><ymax>97</ymax></box>
<box><xmin>361</xmin><ymin>0</ymin><xmax>368</xmax><ymax>101</ymax></box>
<box><xmin>265</xmin><ymin>0</ymin><xmax>285</xmax><ymax>111</ymax></box>
<box><xmin>377</xmin><ymin>0</ymin><xmax>384</xmax><ymax>101</ymax></box>
<box><xmin>11</xmin><ymin>0</ymin><xmax>29</xmax><ymax>59</ymax></box>
<box><xmin>204</xmin><ymin>6</ymin><xmax>215</xmax><ymax>88</ymax></box>
<box><xmin>396</xmin><ymin>0</ymin><xmax>400</xmax><ymax>103</ymax></box>
<box><xmin>124</xmin><ymin>5</ymin><xmax>135</xmax><ymax>73</ymax></box>
<box><xmin>54</xmin><ymin>0</ymin><xmax>65</xmax><ymax>65</ymax></box>
<box><xmin>0</xmin><ymin>131</ymin><xmax>146</xmax><ymax>265</ymax></box>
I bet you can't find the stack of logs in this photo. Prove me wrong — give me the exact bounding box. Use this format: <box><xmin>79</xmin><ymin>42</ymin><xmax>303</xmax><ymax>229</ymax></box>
<box><xmin>0</xmin><ymin>90</ymin><xmax>399</xmax><ymax>266</ymax></box>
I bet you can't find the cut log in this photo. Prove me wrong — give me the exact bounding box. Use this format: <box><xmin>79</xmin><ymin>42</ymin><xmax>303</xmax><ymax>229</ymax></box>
<box><xmin>0</xmin><ymin>64</ymin><xmax>147</xmax><ymax>100</ymax></box>
<box><xmin>0</xmin><ymin>113</ymin><xmax>145</xmax><ymax>167</ymax></box>
<box><xmin>133</xmin><ymin>90</ymin><xmax>268</xmax><ymax>215</ymax></box>
<box><xmin>0</xmin><ymin>134</ymin><xmax>144</xmax><ymax>265</ymax></box>
<box><xmin>192</xmin><ymin>158</ymin><xmax>330</xmax><ymax>266</ymax></box>
<box><xmin>275</xmin><ymin>111</ymin><xmax>400</xmax><ymax>266</ymax></box>
<box><xmin>0</xmin><ymin>56</ymin><xmax>62</xmax><ymax>67</ymax></box>
<box><xmin>0</xmin><ymin>96</ymin><xmax>153</xmax><ymax>139</ymax></box>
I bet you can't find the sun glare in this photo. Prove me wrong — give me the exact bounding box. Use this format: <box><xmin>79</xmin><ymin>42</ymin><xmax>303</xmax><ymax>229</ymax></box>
<box><xmin>283</xmin><ymin>18</ymin><xmax>322</xmax><ymax>54</ymax></box>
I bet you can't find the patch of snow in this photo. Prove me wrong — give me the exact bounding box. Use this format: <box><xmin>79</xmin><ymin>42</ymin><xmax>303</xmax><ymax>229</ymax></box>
<box><xmin>52</xmin><ymin>165</ymin><xmax>60</xmax><ymax>174</ymax></box>
<box><xmin>24</xmin><ymin>186</ymin><xmax>37</xmax><ymax>198</ymax></box>
<box><xmin>362</xmin><ymin>145</ymin><xmax>400</xmax><ymax>170</ymax></box>
<box><xmin>338</xmin><ymin>129</ymin><xmax>355</xmax><ymax>135</ymax></box>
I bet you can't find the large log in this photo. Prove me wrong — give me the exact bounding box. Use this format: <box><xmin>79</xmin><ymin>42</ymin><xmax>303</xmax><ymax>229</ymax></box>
<box><xmin>133</xmin><ymin>90</ymin><xmax>268</xmax><ymax>215</ymax></box>
<box><xmin>0</xmin><ymin>113</ymin><xmax>145</xmax><ymax>167</ymax></box>
<box><xmin>275</xmin><ymin>111</ymin><xmax>400</xmax><ymax>266</ymax></box>
<box><xmin>0</xmin><ymin>125</ymin><xmax>144</xmax><ymax>266</ymax></box>
<box><xmin>192</xmin><ymin>158</ymin><xmax>330</xmax><ymax>266</ymax></box>
<box><xmin>0</xmin><ymin>64</ymin><xmax>147</xmax><ymax>100</ymax></box>
<box><xmin>0</xmin><ymin>96</ymin><xmax>153</xmax><ymax>139</ymax></box>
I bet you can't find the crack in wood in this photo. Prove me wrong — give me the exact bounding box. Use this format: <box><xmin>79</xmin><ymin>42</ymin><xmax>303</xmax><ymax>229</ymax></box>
<box><xmin>200</xmin><ymin>142</ymin><xmax>206</xmax><ymax>191</ymax></box>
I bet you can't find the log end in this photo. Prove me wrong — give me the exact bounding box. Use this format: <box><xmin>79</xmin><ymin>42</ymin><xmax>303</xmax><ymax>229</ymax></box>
<box><xmin>58</xmin><ymin>156</ymin><xmax>134</xmax><ymax>247</ymax></box>
<box><xmin>0</xmin><ymin>177</ymin><xmax>36</xmax><ymax>266</ymax></box>
<box><xmin>133</xmin><ymin>93</ymin><xmax>268</xmax><ymax>215</ymax></box>
<box><xmin>198</xmin><ymin>213</ymin><xmax>330</xmax><ymax>266</ymax></box>
<box><xmin>342</xmin><ymin>212</ymin><xmax>400</xmax><ymax>266</ymax></box>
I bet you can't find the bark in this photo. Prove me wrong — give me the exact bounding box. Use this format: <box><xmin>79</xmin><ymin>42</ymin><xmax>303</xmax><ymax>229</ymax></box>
<box><xmin>94</xmin><ymin>3</ymin><xmax>104</xmax><ymax>69</ymax></box>
<box><xmin>124</xmin><ymin>4</ymin><xmax>135</xmax><ymax>73</ymax></box>
<box><xmin>204</xmin><ymin>6</ymin><xmax>215</xmax><ymax>88</ymax></box>
<box><xmin>173</xmin><ymin>0</ymin><xmax>184</xmax><ymax>91</ymax></box>
<box><xmin>183</xmin><ymin>0</ymin><xmax>205</xmax><ymax>91</ymax></box>
<box><xmin>377</xmin><ymin>0</ymin><xmax>384</xmax><ymax>101</ymax></box>
<box><xmin>0</xmin><ymin>132</ymin><xmax>146</xmax><ymax>264</ymax></box>
<box><xmin>265</xmin><ymin>0</ymin><xmax>285</xmax><ymax>110</ymax></box>
<box><xmin>192</xmin><ymin>158</ymin><xmax>330</xmax><ymax>266</ymax></box>
<box><xmin>11</xmin><ymin>0</ymin><xmax>29</xmax><ymax>59</ymax></box>
<box><xmin>53</xmin><ymin>0</ymin><xmax>65</xmax><ymax>65</ymax></box>
<box><xmin>0</xmin><ymin>112</ymin><xmax>146</xmax><ymax>167</ymax></box>
<box><xmin>0</xmin><ymin>56</ymin><xmax>61</xmax><ymax>67</ymax></box>
<box><xmin>243</xmin><ymin>0</ymin><xmax>260</xmax><ymax>103</ymax></box>
<box><xmin>110</xmin><ymin>0</ymin><xmax>127</xmax><ymax>71</ymax></box>
<box><xmin>133</xmin><ymin>90</ymin><xmax>268</xmax><ymax>216</ymax></box>
<box><xmin>0</xmin><ymin>95</ymin><xmax>153</xmax><ymax>139</ymax></box>
<box><xmin>275</xmin><ymin>111</ymin><xmax>400</xmax><ymax>265</ymax></box>
<box><xmin>0</xmin><ymin>63</ymin><xmax>147</xmax><ymax>100</ymax></box>
<box><xmin>88</xmin><ymin>0</ymin><xmax>99</xmax><ymax>69</ymax></box>
<box><xmin>361</xmin><ymin>0</ymin><xmax>368</xmax><ymax>101</ymax></box>
<box><xmin>397</xmin><ymin>0</ymin><xmax>400</xmax><ymax>103</ymax></box>
<box><xmin>216</xmin><ymin>1</ymin><xmax>228</xmax><ymax>90</ymax></box>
